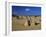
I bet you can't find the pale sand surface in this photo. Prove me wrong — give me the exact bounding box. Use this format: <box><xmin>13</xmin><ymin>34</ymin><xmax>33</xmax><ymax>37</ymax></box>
<box><xmin>12</xmin><ymin>16</ymin><xmax>41</xmax><ymax>31</ymax></box>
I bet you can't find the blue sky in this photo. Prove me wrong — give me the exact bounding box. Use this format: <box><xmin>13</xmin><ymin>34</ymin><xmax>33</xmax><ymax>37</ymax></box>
<box><xmin>12</xmin><ymin>6</ymin><xmax>41</xmax><ymax>16</ymax></box>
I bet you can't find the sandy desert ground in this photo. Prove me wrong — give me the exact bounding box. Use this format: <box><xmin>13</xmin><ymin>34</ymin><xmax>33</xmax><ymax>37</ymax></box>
<box><xmin>12</xmin><ymin>16</ymin><xmax>41</xmax><ymax>31</ymax></box>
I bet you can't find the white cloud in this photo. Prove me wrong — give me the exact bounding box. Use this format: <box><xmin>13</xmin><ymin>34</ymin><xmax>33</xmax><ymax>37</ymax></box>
<box><xmin>25</xmin><ymin>8</ymin><xmax>30</xmax><ymax>11</ymax></box>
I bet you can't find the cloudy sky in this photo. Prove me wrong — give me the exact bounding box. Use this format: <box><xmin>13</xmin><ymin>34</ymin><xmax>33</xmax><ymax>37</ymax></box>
<box><xmin>12</xmin><ymin>6</ymin><xmax>41</xmax><ymax>16</ymax></box>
